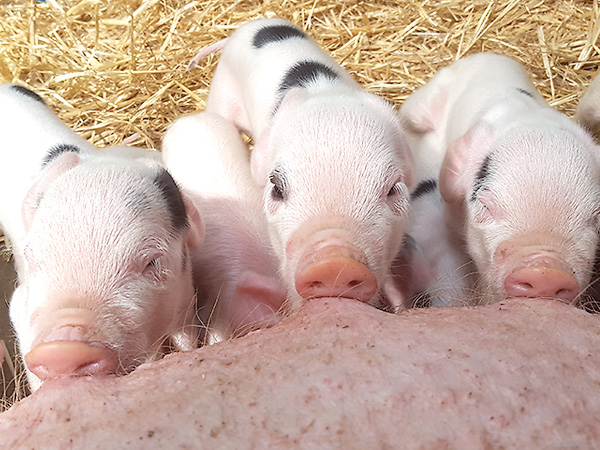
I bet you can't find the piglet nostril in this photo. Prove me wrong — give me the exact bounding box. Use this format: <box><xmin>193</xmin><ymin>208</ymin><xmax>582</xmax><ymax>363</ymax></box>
<box><xmin>516</xmin><ymin>281</ymin><xmax>534</xmax><ymax>291</ymax></box>
<box><xmin>308</xmin><ymin>281</ymin><xmax>325</xmax><ymax>290</ymax></box>
<box><xmin>555</xmin><ymin>287</ymin><xmax>579</xmax><ymax>302</ymax></box>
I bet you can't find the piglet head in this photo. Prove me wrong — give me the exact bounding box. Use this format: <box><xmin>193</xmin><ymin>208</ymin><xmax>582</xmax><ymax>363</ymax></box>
<box><xmin>253</xmin><ymin>88</ymin><xmax>414</xmax><ymax>310</ymax></box>
<box><xmin>440</xmin><ymin>116</ymin><xmax>600</xmax><ymax>304</ymax></box>
<box><xmin>10</xmin><ymin>152</ymin><xmax>202</xmax><ymax>391</ymax></box>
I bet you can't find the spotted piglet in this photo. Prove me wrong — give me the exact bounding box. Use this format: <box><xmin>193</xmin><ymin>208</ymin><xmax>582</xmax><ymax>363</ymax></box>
<box><xmin>0</xmin><ymin>84</ymin><xmax>203</xmax><ymax>391</ymax></box>
<box><xmin>401</xmin><ymin>53</ymin><xmax>600</xmax><ymax>305</ymax></box>
<box><xmin>192</xmin><ymin>18</ymin><xmax>415</xmax><ymax>311</ymax></box>
<box><xmin>162</xmin><ymin>112</ymin><xmax>286</xmax><ymax>341</ymax></box>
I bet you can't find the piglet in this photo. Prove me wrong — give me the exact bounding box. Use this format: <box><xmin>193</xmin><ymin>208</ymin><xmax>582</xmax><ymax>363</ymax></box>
<box><xmin>193</xmin><ymin>18</ymin><xmax>414</xmax><ymax>311</ymax></box>
<box><xmin>162</xmin><ymin>111</ymin><xmax>286</xmax><ymax>341</ymax></box>
<box><xmin>0</xmin><ymin>84</ymin><xmax>203</xmax><ymax>391</ymax></box>
<box><xmin>393</xmin><ymin>92</ymin><xmax>477</xmax><ymax>308</ymax></box>
<box><xmin>387</xmin><ymin>187</ymin><xmax>476</xmax><ymax>309</ymax></box>
<box><xmin>401</xmin><ymin>53</ymin><xmax>600</xmax><ymax>305</ymax></box>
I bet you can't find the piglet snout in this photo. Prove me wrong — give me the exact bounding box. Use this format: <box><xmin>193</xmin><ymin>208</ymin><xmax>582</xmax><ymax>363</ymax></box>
<box><xmin>25</xmin><ymin>340</ymin><xmax>117</xmax><ymax>382</ymax></box>
<box><xmin>295</xmin><ymin>245</ymin><xmax>377</xmax><ymax>302</ymax></box>
<box><xmin>504</xmin><ymin>266</ymin><xmax>579</xmax><ymax>302</ymax></box>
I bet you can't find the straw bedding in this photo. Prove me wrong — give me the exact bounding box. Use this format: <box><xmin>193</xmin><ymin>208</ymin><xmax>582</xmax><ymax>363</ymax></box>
<box><xmin>0</xmin><ymin>0</ymin><xmax>599</xmax><ymax>408</ymax></box>
<box><xmin>1</xmin><ymin>0</ymin><xmax>598</xmax><ymax>148</ymax></box>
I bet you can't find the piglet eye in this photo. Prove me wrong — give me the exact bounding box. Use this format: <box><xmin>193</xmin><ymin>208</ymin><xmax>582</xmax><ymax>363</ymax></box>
<box><xmin>386</xmin><ymin>180</ymin><xmax>409</xmax><ymax>216</ymax></box>
<box><xmin>143</xmin><ymin>257</ymin><xmax>161</xmax><ymax>275</ymax></box>
<box><xmin>271</xmin><ymin>183</ymin><xmax>284</xmax><ymax>200</ymax></box>
<box><xmin>269</xmin><ymin>170</ymin><xmax>287</xmax><ymax>201</ymax></box>
<box><xmin>388</xmin><ymin>184</ymin><xmax>400</xmax><ymax>197</ymax></box>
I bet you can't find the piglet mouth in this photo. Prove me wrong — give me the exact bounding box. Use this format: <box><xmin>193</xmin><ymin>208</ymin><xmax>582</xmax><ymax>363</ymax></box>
<box><xmin>25</xmin><ymin>340</ymin><xmax>118</xmax><ymax>382</ymax></box>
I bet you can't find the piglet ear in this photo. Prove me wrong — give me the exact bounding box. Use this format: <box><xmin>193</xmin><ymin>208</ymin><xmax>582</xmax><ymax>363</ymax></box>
<box><xmin>225</xmin><ymin>270</ymin><xmax>287</xmax><ymax>337</ymax></box>
<box><xmin>181</xmin><ymin>193</ymin><xmax>204</xmax><ymax>249</ymax></box>
<box><xmin>22</xmin><ymin>152</ymin><xmax>80</xmax><ymax>231</ymax></box>
<box><xmin>400</xmin><ymin>77</ymin><xmax>450</xmax><ymax>135</ymax></box>
<box><xmin>250</xmin><ymin>88</ymin><xmax>309</xmax><ymax>188</ymax></box>
<box><xmin>439</xmin><ymin>123</ymin><xmax>494</xmax><ymax>205</ymax></box>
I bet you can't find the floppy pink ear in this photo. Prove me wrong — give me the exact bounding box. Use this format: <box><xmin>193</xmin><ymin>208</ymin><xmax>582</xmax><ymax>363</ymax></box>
<box><xmin>22</xmin><ymin>152</ymin><xmax>80</xmax><ymax>231</ymax></box>
<box><xmin>181</xmin><ymin>193</ymin><xmax>204</xmax><ymax>249</ymax></box>
<box><xmin>439</xmin><ymin>123</ymin><xmax>494</xmax><ymax>205</ymax></box>
<box><xmin>400</xmin><ymin>78</ymin><xmax>451</xmax><ymax>135</ymax></box>
<box><xmin>225</xmin><ymin>270</ymin><xmax>287</xmax><ymax>336</ymax></box>
<box><xmin>250</xmin><ymin>88</ymin><xmax>309</xmax><ymax>188</ymax></box>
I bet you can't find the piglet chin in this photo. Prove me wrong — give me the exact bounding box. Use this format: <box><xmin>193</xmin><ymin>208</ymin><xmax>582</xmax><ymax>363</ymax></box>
<box><xmin>25</xmin><ymin>340</ymin><xmax>118</xmax><ymax>381</ymax></box>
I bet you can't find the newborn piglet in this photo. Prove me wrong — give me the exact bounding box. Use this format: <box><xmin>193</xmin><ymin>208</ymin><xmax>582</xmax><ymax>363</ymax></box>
<box><xmin>193</xmin><ymin>18</ymin><xmax>415</xmax><ymax>311</ymax></box>
<box><xmin>400</xmin><ymin>54</ymin><xmax>600</xmax><ymax>305</ymax></box>
<box><xmin>0</xmin><ymin>84</ymin><xmax>203</xmax><ymax>391</ymax></box>
<box><xmin>162</xmin><ymin>111</ymin><xmax>286</xmax><ymax>341</ymax></box>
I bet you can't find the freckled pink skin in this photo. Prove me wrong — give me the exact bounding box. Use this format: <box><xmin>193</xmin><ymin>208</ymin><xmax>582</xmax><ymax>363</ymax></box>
<box><xmin>400</xmin><ymin>53</ymin><xmax>600</xmax><ymax>304</ymax></box>
<box><xmin>203</xmin><ymin>18</ymin><xmax>415</xmax><ymax>310</ymax></box>
<box><xmin>162</xmin><ymin>112</ymin><xmax>286</xmax><ymax>339</ymax></box>
<box><xmin>1</xmin><ymin>298</ymin><xmax>600</xmax><ymax>448</ymax></box>
<box><xmin>0</xmin><ymin>84</ymin><xmax>200</xmax><ymax>391</ymax></box>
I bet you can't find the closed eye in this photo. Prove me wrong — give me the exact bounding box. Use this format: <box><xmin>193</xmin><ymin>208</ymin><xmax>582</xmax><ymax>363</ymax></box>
<box><xmin>386</xmin><ymin>180</ymin><xmax>409</xmax><ymax>216</ymax></box>
<box><xmin>142</xmin><ymin>256</ymin><xmax>162</xmax><ymax>275</ymax></box>
<box><xmin>388</xmin><ymin>184</ymin><xmax>401</xmax><ymax>197</ymax></box>
<box><xmin>269</xmin><ymin>168</ymin><xmax>288</xmax><ymax>201</ymax></box>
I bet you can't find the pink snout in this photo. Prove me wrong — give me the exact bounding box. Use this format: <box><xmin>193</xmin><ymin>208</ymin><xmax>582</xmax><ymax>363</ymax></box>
<box><xmin>504</xmin><ymin>266</ymin><xmax>579</xmax><ymax>302</ymax></box>
<box><xmin>25</xmin><ymin>340</ymin><xmax>117</xmax><ymax>382</ymax></box>
<box><xmin>295</xmin><ymin>254</ymin><xmax>378</xmax><ymax>302</ymax></box>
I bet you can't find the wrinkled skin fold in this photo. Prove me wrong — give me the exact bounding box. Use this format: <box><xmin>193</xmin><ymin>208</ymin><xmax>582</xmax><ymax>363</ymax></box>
<box><xmin>1</xmin><ymin>298</ymin><xmax>599</xmax><ymax>448</ymax></box>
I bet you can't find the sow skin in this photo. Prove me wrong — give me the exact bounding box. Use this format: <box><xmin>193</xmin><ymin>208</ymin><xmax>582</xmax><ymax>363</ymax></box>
<box><xmin>1</xmin><ymin>298</ymin><xmax>599</xmax><ymax>449</ymax></box>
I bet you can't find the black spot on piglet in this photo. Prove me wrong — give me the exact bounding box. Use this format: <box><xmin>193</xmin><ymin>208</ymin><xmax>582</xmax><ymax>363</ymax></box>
<box><xmin>516</xmin><ymin>88</ymin><xmax>534</xmax><ymax>98</ymax></box>
<box><xmin>411</xmin><ymin>179</ymin><xmax>437</xmax><ymax>201</ymax></box>
<box><xmin>42</xmin><ymin>143</ymin><xmax>80</xmax><ymax>167</ymax></box>
<box><xmin>470</xmin><ymin>154</ymin><xmax>492</xmax><ymax>202</ymax></box>
<box><xmin>253</xmin><ymin>24</ymin><xmax>307</xmax><ymax>49</ymax></box>
<box><xmin>154</xmin><ymin>169</ymin><xmax>188</xmax><ymax>232</ymax></box>
<box><xmin>278</xmin><ymin>61</ymin><xmax>340</xmax><ymax>95</ymax></box>
<box><xmin>10</xmin><ymin>84</ymin><xmax>47</xmax><ymax>105</ymax></box>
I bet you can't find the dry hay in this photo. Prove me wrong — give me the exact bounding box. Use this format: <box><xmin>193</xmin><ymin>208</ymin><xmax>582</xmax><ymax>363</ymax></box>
<box><xmin>1</xmin><ymin>0</ymin><xmax>600</xmax><ymax>409</ymax></box>
<box><xmin>0</xmin><ymin>0</ymin><xmax>599</xmax><ymax>149</ymax></box>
